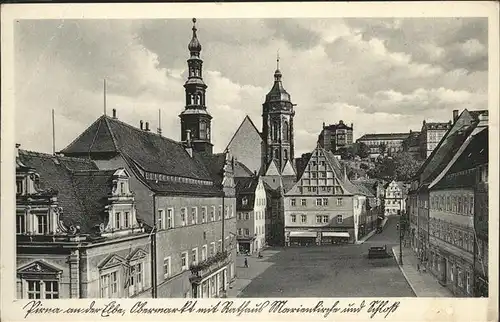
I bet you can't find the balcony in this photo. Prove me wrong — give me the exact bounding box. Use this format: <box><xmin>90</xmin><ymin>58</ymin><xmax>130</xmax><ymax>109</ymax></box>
<box><xmin>189</xmin><ymin>251</ymin><xmax>230</xmax><ymax>284</ymax></box>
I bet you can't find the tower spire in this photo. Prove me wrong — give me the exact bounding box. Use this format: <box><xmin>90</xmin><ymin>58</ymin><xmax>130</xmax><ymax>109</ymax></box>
<box><xmin>277</xmin><ymin>49</ymin><xmax>280</xmax><ymax>70</ymax></box>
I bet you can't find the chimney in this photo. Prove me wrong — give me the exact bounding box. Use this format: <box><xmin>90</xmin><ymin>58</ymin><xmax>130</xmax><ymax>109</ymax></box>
<box><xmin>15</xmin><ymin>143</ymin><xmax>20</xmax><ymax>158</ymax></box>
<box><xmin>322</xmin><ymin>122</ymin><xmax>325</xmax><ymax>129</ymax></box>
<box><xmin>453</xmin><ymin>109</ymin><xmax>459</xmax><ymax>123</ymax></box>
<box><xmin>423</xmin><ymin>120</ymin><xmax>426</xmax><ymax>126</ymax></box>
<box><xmin>145</xmin><ymin>122</ymin><xmax>150</xmax><ymax>132</ymax></box>
<box><xmin>351</xmin><ymin>123</ymin><xmax>353</xmax><ymax>129</ymax></box>
<box><xmin>477</xmin><ymin>112</ymin><xmax>488</xmax><ymax>127</ymax></box>
<box><xmin>185</xmin><ymin>129</ymin><xmax>193</xmax><ymax>157</ymax></box>
<box><xmin>140</xmin><ymin>120</ymin><xmax>143</xmax><ymax>130</ymax></box>
<box><xmin>410</xmin><ymin>129</ymin><xmax>412</xmax><ymax>133</ymax></box>
<box><xmin>112</xmin><ymin>109</ymin><xmax>117</xmax><ymax>119</ymax></box>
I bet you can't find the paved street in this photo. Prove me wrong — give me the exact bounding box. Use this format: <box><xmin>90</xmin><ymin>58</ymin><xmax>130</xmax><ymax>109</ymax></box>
<box><xmin>232</xmin><ymin>216</ymin><xmax>415</xmax><ymax>297</ymax></box>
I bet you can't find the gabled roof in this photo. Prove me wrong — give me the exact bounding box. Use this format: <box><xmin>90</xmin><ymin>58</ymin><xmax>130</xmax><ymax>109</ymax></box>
<box><xmin>281</xmin><ymin>159</ymin><xmax>296</xmax><ymax>176</ymax></box>
<box><xmin>323</xmin><ymin>149</ymin><xmax>362</xmax><ymax>195</ymax></box>
<box><xmin>225</xmin><ymin>115</ymin><xmax>263</xmax><ymax>150</ymax></box>
<box><xmin>235</xmin><ymin>176</ymin><xmax>260</xmax><ymax>211</ymax></box>
<box><xmin>422</xmin><ymin>121</ymin><xmax>451</xmax><ymax>130</ymax></box>
<box><xmin>18</xmin><ymin>150</ymin><xmax>120</xmax><ymax>233</ymax></box>
<box><xmin>264</xmin><ymin>160</ymin><xmax>281</xmax><ymax>176</ymax></box>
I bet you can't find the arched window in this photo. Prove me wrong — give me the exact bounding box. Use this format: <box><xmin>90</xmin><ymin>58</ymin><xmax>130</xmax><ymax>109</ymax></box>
<box><xmin>274</xmin><ymin>149</ymin><xmax>279</xmax><ymax>159</ymax></box>
<box><xmin>200</xmin><ymin>122</ymin><xmax>207</xmax><ymax>139</ymax></box>
<box><xmin>283</xmin><ymin>121</ymin><xmax>289</xmax><ymax>141</ymax></box>
<box><xmin>272</xmin><ymin>121</ymin><xmax>279</xmax><ymax>141</ymax></box>
<box><xmin>284</xmin><ymin>149</ymin><xmax>288</xmax><ymax>160</ymax></box>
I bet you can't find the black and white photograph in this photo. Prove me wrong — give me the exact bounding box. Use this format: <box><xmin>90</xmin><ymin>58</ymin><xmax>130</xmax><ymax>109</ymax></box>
<box><xmin>1</xmin><ymin>2</ymin><xmax>498</xmax><ymax>322</ymax></box>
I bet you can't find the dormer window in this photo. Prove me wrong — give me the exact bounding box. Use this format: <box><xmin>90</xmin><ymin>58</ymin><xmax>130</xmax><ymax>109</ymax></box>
<box><xmin>120</xmin><ymin>183</ymin><xmax>125</xmax><ymax>194</ymax></box>
<box><xmin>16</xmin><ymin>214</ymin><xmax>26</xmax><ymax>234</ymax></box>
<box><xmin>115</xmin><ymin>212</ymin><xmax>121</xmax><ymax>229</ymax></box>
<box><xmin>242</xmin><ymin>197</ymin><xmax>248</xmax><ymax>206</ymax></box>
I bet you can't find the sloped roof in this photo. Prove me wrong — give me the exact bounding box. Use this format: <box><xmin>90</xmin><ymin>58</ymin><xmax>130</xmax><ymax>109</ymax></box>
<box><xmin>432</xmin><ymin>126</ymin><xmax>488</xmax><ymax>190</ymax></box>
<box><xmin>357</xmin><ymin>133</ymin><xmax>410</xmax><ymax>141</ymax></box>
<box><xmin>322</xmin><ymin>149</ymin><xmax>362</xmax><ymax>195</ymax></box>
<box><xmin>234</xmin><ymin>160</ymin><xmax>254</xmax><ymax>177</ymax></box>
<box><xmin>62</xmin><ymin>115</ymin><xmax>212</xmax><ymax>180</ymax></box>
<box><xmin>264</xmin><ymin>160</ymin><xmax>280</xmax><ymax>176</ymax></box>
<box><xmin>225</xmin><ymin>115</ymin><xmax>263</xmax><ymax>150</ymax></box>
<box><xmin>423</xmin><ymin>122</ymin><xmax>451</xmax><ymax>130</ymax></box>
<box><xmin>235</xmin><ymin>176</ymin><xmax>259</xmax><ymax>211</ymax></box>
<box><xmin>353</xmin><ymin>182</ymin><xmax>375</xmax><ymax>197</ymax></box>
<box><xmin>281</xmin><ymin>159</ymin><xmax>296</xmax><ymax>176</ymax></box>
<box><xmin>18</xmin><ymin>150</ymin><xmax>117</xmax><ymax>233</ymax></box>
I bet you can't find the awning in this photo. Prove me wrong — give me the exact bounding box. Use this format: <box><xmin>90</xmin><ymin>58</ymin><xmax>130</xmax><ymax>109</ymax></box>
<box><xmin>289</xmin><ymin>231</ymin><xmax>317</xmax><ymax>238</ymax></box>
<box><xmin>322</xmin><ymin>232</ymin><xmax>350</xmax><ymax>238</ymax></box>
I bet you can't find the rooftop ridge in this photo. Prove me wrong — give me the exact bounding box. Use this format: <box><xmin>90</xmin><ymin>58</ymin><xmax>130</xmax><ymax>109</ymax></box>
<box><xmin>21</xmin><ymin>149</ymin><xmax>94</xmax><ymax>163</ymax></box>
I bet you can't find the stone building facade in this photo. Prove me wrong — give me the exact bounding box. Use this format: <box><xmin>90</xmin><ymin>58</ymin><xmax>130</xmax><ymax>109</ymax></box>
<box><xmin>317</xmin><ymin>120</ymin><xmax>354</xmax><ymax>153</ymax></box>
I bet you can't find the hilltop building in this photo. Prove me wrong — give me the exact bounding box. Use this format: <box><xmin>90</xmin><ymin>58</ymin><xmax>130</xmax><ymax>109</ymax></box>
<box><xmin>317</xmin><ymin>120</ymin><xmax>354</xmax><ymax>153</ymax></box>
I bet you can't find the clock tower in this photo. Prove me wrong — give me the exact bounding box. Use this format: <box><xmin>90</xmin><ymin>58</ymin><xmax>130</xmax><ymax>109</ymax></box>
<box><xmin>179</xmin><ymin>18</ymin><xmax>213</xmax><ymax>154</ymax></box>
<box><xmin>261</xmin><ymin>55</ymin><xmax>295</xmax><ymax>174</ymax></box>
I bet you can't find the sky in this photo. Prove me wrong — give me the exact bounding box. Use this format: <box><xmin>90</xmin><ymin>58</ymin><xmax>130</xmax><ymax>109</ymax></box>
<box><xmin>15</xmin><ymin>17</ymin><xmax>488</xmax><ymax>156</ymax></box>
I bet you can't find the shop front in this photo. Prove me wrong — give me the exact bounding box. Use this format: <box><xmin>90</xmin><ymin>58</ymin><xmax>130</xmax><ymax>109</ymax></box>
<box><xmin>287</xmin><ymin>231</ymin><xmax>318</xmax><ymax>246</ymax></box>
<box><xmin>321</xmin><ymin>231</ymin><xmax>350</xmax><ymax>245</ymax></box>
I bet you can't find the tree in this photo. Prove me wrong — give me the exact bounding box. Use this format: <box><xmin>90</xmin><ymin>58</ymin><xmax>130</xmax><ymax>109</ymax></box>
<box><xmin>336</xmin><ymin>147</ymin><xmax>355</xmax><ymax>160</ymax></box>
<box><xmin>356</xmin><ymin>142</ymin><xmax>371</xmax><ymax>159</ymax></box>
<box><xmin>360</xmin><ymin>163</ymin><xmax>370</xmax><ymax>170</ymax></box>
<box><xmin>393</xmin><ymin>152</ymin><xmax>424</xmax><ymax>182</ymax></box>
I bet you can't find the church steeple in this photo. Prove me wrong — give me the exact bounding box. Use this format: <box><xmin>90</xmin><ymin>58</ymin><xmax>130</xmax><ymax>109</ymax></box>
<box><xmin>179</xmin><ymin>18</ymin><xmax>213</xmax><ymax>154</ymax></box>
<box><xmin>262</xmin><ymin>54</ymin><xmax>296</xmax><ymax>175</ymax></box>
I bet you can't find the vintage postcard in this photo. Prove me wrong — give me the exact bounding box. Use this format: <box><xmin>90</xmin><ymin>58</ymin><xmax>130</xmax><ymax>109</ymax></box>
<box><xmin>1</xmin><ymin>2</ymin><xmax>498</xmax><ymax>321</ymax></box>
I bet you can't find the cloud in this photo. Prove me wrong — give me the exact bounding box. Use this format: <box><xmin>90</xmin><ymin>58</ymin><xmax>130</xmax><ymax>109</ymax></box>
<box><xmin>15</xmin><ymin>18</ymin><xmax>488</xmax><ymax>157</ymax></box>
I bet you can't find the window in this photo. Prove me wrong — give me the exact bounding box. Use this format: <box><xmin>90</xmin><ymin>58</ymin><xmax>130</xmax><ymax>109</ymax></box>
<box><xmin>301</xmin><ymin>199</ymin><xmax>307</xmax><ymax>206</ymax></box>
<box><xmin>316</xmin><ymin>199</ymin><xmax>322</xmax><ymax>206</ymax></box>
<box><xmin>200</xmin><ymin>122</ymin><xmax>207</xmax><ymax>139</ymax></box>
<box><xmin>16</xmin><ymin>214</ymin><xmax>26</xmax><ymax>234</ymax></box>
<box><xmin>100</xmin><ymin>271</ymin><xmax>118</xmax><ymax>298</ymax></box>
<box><xmin>157</xmin><ymin>210</ymin><xmax>164</xmax><ymax>229</ymax></box>
<box><xmin>218</xmin><ymin>240</ymin><xmax>222</xmax><ymax>252</ymax></box>
<box><xmin>124</xmin><ymin>212</ymin><xmax>130</xmax><ymax>228</ymax></box>
<box><xmin>16</xmin><ymin>180</ymin><xmax>23</xmax><ymax>194</ymax></box>
<box><xmin>290</xmin><ymin>199</ymin><xmax>296</xmax><ymax>206</ymax></box>
<box><xmin>181</xmin><ymin>208</ymin><xmax>187</xmax><ymax>226</ymax></box>
<box><xmin>36</xmin><ymin>214</ymin><xmax>48</xmax><ymax>234</ymax></box>
<box><xmin>167</xmin><ymin>208</ymin><xmax>174</xmax><ymax>229</ymax></box>
<box><xmin>245</xmin><ymin>213</ymin><xmax>250</xmax><ymax>220</ymax></box>
<box><xmin>337</xmin><ymin>198</ymin><xmax>343</xmax><ymax>206</ymax></box>
<box><xmin>191</xmin><ymin>207</ymin><xmax>197</xmax><ymax>224</ymax></box>
<box><xmin>291</xmin><ymin>215</ymin><xmax>297</xmax><ymax>223</ymax></box>
<box><xmin>202</xmin><ymin>245</ymin><xmax>208</xmax><ymax>261</ymax></box>
<box><xmin>245</xmin><ymin>228</ymin><xmax>250</xmax><ymax>236</ymax></box>
<box><xmin>201</xmin><ymin>207</ymin><xmax>207</xmax><ymax>223</ymax></box>
<box><xmin>181</xmin><ymin>252</ymin><xmax>188</xmax><ymax>270</ymax></box>
<box><xmin>225</xmin><ymin>206</ymin><xmax>230</xmax><ymax>219</ymax></box>
<box><xmin>323</xmin><ymin>215</ymin><xmax>329</xmax><ymax>223</ymax></box>
<box><xmin>163</xmin><ymin>257</ymin><xmax>171</xmax><ymax>278</ymax></box>
<box><xmin>27</xmin><ymin>281</ymin><xmax>41</xmax><ymax>299</ymax></box>
<box><xmin>120</xmin><ymin>182</ymin><xmax>125</xmax><ymax>194</ymax></box>
<box><xmin>191</xmin><ymin>248</ymin><xmax>198</xmax><ymax>265</ymax></box>
<box><xmin>466</xmin><ymin>271</ymin><xmax>471</xmax><ymax>293</ymax></box>
<box><xmin>129</xmin><ymin>263</ymin><xmax>143</xmax><ymax>294</ymax></box>
<box><xmin>210</xmin><ymin>206</ymin><xmax>215</xmax><ymax>222</ymax></box>
<box><xmin>242</xmin><ymin>197</ymin><xmax>248</xmax><ymax>206</ymax></box>
<box><xmin>210</xmin><ymin>242</ymin><xmax>216</xmax><ymax>256</ymax></box>
<box><xmin>44</xmin><ymin>281</ymin><xmax>59</xmax><ymax>299</ymax></box>
<box><xmin>237</xmin><ymin>228</ymin><xmax>242</xmax><ymax>235</ymax></box>
<box><xmin>323</xmin><ymin>198</ymin><xmax>328</xmax><ymax>206</ymax></box>
<box><xmin>336</xmin><ymin>215</ymin><xmax>343</xmax><ymax>224</ymax></box>
<box><xmin>316</xmin><ymin>215</ymin><xmax>322</xmax><ymax>223</ymax></box>
<box><xmin>218</xmin><ymin>206</ymin><xmax>222</xmax><ymax>220</ymax></box>
<box><xmin>301</xmin><ymin>215</ymin><xmax>307</xmax><ymax>223</ymax></box>
<box><xmin>457</xmin><ymin>267</ymin><xmax>463</xmax><ymax>288</ymax></box>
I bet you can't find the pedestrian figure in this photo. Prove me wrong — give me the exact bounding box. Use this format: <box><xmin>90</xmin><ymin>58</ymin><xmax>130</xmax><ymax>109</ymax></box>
<box><xmin>244</xmin><ymin>257</ymin><xmax>248</xmax><ymax>268</ymax></box>
<box><xmin>417</xmin><ymin>263</ymin><xmax>420</xmax><ymax>272</ymax></box>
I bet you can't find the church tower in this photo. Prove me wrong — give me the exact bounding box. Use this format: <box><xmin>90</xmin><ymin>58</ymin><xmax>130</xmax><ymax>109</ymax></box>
<box><xmin>179</xmin><ymin>18</ymin><xmax>213</xmax><ymax>154</ymax></box>
<box><xmin>262</xmin><ymin>55</ymin><xmax>295</xmax><ymax>175</ymax></box>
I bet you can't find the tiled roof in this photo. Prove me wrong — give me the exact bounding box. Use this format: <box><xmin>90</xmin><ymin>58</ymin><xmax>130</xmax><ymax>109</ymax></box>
<box><xmin>18</xmin><ymin>150</ymin><xmax>115</xmax><ymax>233</ymax></box>
<box><xmin>234</xmin><ymin>160</ymin><xmax>254</xmax><ymax>177</ymax></box>
<box><xmin>422</xmin><ymin>123</ymin><xmax>476</xmax><ymax>185</ymax></box>
<box><xmin>61</xmin><ymin>116</ymin><xmax>227</xmax><ymax>196</ymax></box>
<box><xmin>357</xmin><ymin>133</ymin><xmax>410</xmax><ymax>141</ymax></box>
<box><xmin>433</xmin><ymin>127</ymin><xmax>488</xmax><ymax>190</ymax></box>
<box><xmin>62</xmin><ymin>116</ymin><xmax>213</xmax><ymax>180</ymax></box>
